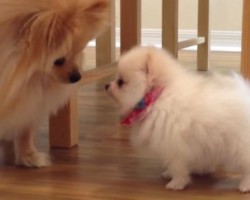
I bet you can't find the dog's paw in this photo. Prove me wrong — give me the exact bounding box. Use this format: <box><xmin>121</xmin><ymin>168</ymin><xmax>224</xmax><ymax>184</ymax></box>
<box><xmin>239</xmin><ymin>177</ymin><xmax>250</xmax><ymax>193</ymax></box>
<box><xmin>15</xmin><ymin>152</ymin><xmax>51</xmax><ymax>168</ymax></box>
<box><xmin>166</xmin><ymin>177</ymin><xmax>190</xmax><ymax>191</ymax></box>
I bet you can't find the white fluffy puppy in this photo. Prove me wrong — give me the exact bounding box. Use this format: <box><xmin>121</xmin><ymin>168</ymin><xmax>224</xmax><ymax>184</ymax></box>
<box><xmin>106</xmin><ymin>46</ymin><xmax>250</xmax><ymax>192</ymax></box>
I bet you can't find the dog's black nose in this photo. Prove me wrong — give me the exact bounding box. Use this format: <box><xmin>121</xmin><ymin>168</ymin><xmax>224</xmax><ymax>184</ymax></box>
<box><xmin>105</xmin><ymin>84</ymin><xmax>110</xmax><ymax>90</ymax></box>
<box><xmin>69</xmin><ymin>70</ymin><xmax>82</xmax><ymax>83</ymax></box>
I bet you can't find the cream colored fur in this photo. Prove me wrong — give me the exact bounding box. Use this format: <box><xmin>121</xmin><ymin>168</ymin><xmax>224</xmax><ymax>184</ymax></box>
<box><xmin>107</xmin><ymin>46</ymin><xmax>250</xmax><ymax>193</ymax></box>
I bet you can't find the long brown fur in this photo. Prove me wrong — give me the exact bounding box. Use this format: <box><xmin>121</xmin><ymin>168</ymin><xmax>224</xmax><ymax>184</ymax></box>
<box><xmin>0</xmin><ymin>0</ymin><xmax>110</xmax><ymax>167</ymax></box>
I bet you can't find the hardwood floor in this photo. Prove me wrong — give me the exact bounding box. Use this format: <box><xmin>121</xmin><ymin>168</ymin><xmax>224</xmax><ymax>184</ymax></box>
<box><xmin>0</xmin><ymin>51</ymin><xmax>249</xmax><ymax>200</ymax></box>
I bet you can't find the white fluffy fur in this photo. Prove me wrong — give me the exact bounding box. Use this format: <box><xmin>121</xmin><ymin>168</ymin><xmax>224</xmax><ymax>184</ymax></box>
<box><xmin>0</xmin><ymin>0</ymin><xmax>109</xmax><ymax>167</ymax></box>
<box><xmin>106</xmin><ymin>46</ymin><xmax>250</xmax><ymax>192</ymax></box>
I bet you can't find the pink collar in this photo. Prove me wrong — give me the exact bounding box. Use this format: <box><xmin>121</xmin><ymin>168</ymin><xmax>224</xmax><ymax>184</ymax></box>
<box><xmin>120</xmin><ymin>87</ymin><xmax>164</xmax><ymax>126</ymax></box>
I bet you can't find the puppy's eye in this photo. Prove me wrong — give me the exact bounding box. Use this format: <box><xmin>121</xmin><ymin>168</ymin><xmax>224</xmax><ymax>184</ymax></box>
<box><xmin>54</xmin><ymin>57</ymin><xmax>66</xmax><ymax>67</ymax></box>
<box><xmin>117</xmin><ymin>79</ymin><xmax>125</xmax><ymax>87</ymax></box>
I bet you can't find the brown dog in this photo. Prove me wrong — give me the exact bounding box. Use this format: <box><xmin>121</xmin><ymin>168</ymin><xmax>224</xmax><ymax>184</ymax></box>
<box><xmin>0</xmin><ymin>0</ymin><xmax>110</xmax><ymax>167</ymax></box>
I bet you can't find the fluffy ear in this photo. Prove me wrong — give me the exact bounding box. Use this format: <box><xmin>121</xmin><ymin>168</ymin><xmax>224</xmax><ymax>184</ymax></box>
<box><xmin>22</xmin><ymin>0</ymin><xmax>110</xmax><ymax>59</ymax></box>
<box><xmin>81</xmin><ymin>0</ymin><xmax>110</xmax><ymax>40</ymax></box>
<box><xmin>141</xmin><ymin>48</ymin><xmax>161</xmax><ymax>87</ymax></box>
<box><xmin>143</xmin><ymin>50</ymin><xmax>154</xmax><ymax>77</ymax></box>
<box><xmin>22</xmin><ymin>11</ymin><xmax>70</xmax><ymax>64</ymax></box>
<box><xmin>2</xmin><ymin>10</ymin><xmax>72</xmax><ymax>107</ymax></box>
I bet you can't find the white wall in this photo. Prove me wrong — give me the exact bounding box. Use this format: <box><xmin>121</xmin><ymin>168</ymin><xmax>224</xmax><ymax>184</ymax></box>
<box><xmin>116</xmin><ymin>0</ymin><xmax>243</xmax><ymax>31</ymax></box>
<box><xmin>113</xmin><ymin>0</ymin><xmax>243</xmax><ymax>51</ymax></box>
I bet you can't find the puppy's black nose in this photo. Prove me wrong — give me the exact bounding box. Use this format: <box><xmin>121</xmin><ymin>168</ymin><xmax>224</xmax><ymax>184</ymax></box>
<box><xmin>69</xmin><ymin>70</ymin><xmax>82</xmax><ymax>83</ymax></box>
<box><xmin>105</xmin><ymin>84</ymin><xmax>110</xmax><ymax>90</ymax></box>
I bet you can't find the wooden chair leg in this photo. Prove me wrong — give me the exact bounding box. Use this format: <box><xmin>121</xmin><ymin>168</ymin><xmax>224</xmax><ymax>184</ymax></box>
<box><xmin>48</xmin><ymin>1</ymin><xmax>116</xmax><ymax>149</ymax></box>
<box><xmin>49</xmin><ymin>93</ymin><xmax>78</xmax><ymax>148</ymax></box>
<box><xmin>96</xmin><ymin>0</ymin><xmax>116</xmax><ymax>66</ymax></box>
<box><xmin>197</xmin><ymin>0</ymin><xmax>210</xmax><ymax>71</ymax></box>
<box><xmin>162</xmin><ymin>0</ymin><xmax>178</xmax><ymax>58</ymax></box>
<box><xmin>120</xmin><ymin>0</ymin><xmax>141</xmax><ymax>53</ymax></box>
<box><xmin>241</xmin><ymin>0</ymin><xmax>250</xmax><ymax>78</ymax></box>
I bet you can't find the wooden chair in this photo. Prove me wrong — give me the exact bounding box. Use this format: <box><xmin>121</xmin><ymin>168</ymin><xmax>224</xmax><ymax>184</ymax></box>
<box><xmin>48</xmin><ymin>0</ymin><xmax>250</xmax><ymax>148</ymax></box>
<box><xmin>49</xmin><ymin>0</ymin><xmax>117</xmax><ymax>148</ymax></box>
<box><xmin>241</xmin><ymin>0</ymin><xmax>250</xmax><ymax>79</ymax></box>
<box><xmin>162</xmin><ymin>0</ymin><xmax>210</xmax><ymax>71</ymax></box>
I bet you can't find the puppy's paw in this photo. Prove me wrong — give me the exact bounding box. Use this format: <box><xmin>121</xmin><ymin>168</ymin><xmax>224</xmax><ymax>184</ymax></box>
<box><xmin>239</xmin><ymin>177</ymin><xmax>250</xmax><ymax>193</ymax></box>
<box><xmin>166</xmin><ymin>177</ymin><xmax>190</xmax><ymax>191</ymax></box>
<box><xmin>15</xmin><ymin>152</ymin><xmax>51</xmax><ymax>168</ymax></box>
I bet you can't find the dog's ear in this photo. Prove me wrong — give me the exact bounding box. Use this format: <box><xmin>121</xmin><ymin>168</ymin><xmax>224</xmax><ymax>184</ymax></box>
<box><xmin>139</xmin><ymin>50</ymin><xmax>156</xmax><ymax>89</ymax></box>
<box><xmin>2</xmin><ymin>12</ymin><xmax>65</xmax><ymax>106</ymax></box>
<box><xmin>22</xmin><ymin>0</ymin><xmax>110</xmax><ymax>61</ymax></box>
<box><xmin>142</xmin><ymin>48</ymin><xmax>162</xmax><ymax>87</ymax></box>
<box><xmin>140</xmin><ymin>47</ymin><xmax>155</xmax><ymax>75</ymax></box>
<box><xmin>80</xmin><ymin>0</ymin><xmax>110</xmax><ymax>40</ymax></box>
<box><xmin>21</xmin><ymin>11</ymin><xmax>71</xmax><ymax>65</ymax></box>
<box><xmin>143</xmin><ymin>50</ymin><xmax>155</xmax><ymax>80</ymax></box>
<box><xmin>144</xmin><ymin>54</ymin><xmax>151</xmax><ymax>76</ymax></box>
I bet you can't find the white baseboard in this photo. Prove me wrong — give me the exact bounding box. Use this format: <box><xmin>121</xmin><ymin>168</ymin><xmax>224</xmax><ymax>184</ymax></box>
<box><xmin>88</xmin><ymin>29</ymin><xmax>241</xmax><ymax>52</ymax></box>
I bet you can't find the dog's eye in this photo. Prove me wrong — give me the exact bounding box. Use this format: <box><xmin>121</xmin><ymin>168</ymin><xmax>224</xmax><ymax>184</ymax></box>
<box><xmin>117</xmin><ymin>79</ymin><xmax>125</xmax><ymax>87</ymax></box>
<box><xmin>54</xmin><ymin>57</ymin><xmax>66</xmax><ymax>67</ymax></box>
